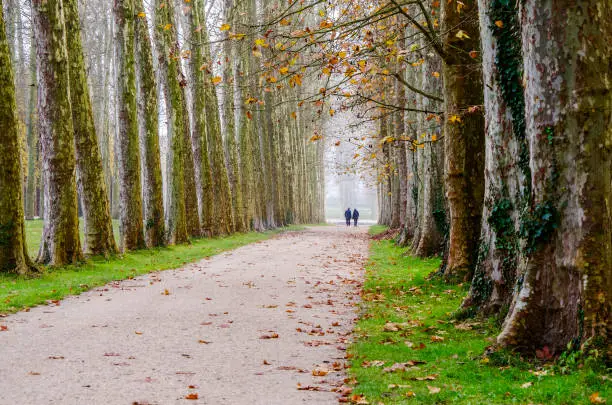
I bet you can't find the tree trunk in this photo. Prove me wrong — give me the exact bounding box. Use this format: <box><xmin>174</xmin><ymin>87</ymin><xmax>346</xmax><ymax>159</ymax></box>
<box><xmin>413</xmin><ymin>44</ymin><xmax>445</xmax><ymax>257</ymax></box>
<box><xmin>152</xmin><ymin>0</ymin><xmax>188</xmax><ymax>244</ymax></box>
<box><xmin>0</xmin><ymin>4</ymin><xmax>37</xmax><ymax>275</ymax></box>
<box><xmin>32</xmin><ymin>0</ymin><xmax>83</xmax><ymax>265</ymax></box>
<box><xmin>134</xmin><ymin>0</ymin><xmax>165</xmax><ymax>247</ymax></box>
<box><xmin>114</xmin><ymin>0</ymin><xmax>146</xmax><ymax>251</ymax></box>
<box><xmin>222</xmin><ymin>0</ymin><xmax>246</xmax><ymax>232</ymax></box>
<box><xmin>462</xmin><ymin>0</ymin><xmax>527</xmax><ymax>315</ymax></box>
<box><xmin>24</xmin><ymin>37</ymin><xmax>37</xmax><ymax>221</ymax></box>
<box><xmin>497</xmin><ymin>0</ymin><xmax>611</xmax><ymax>353</ymax></box>
<box><xmin>65</xmin><ymin>0</ymin><xmax>117</xmax><ymax>257</ymax></box>
<box><xmin>441</xmin><ymin>0</ymin><xmax>485</xmax><ymax>280</ymax></box>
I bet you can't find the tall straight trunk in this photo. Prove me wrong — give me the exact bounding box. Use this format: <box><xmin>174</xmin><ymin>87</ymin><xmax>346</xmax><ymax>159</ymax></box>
<box><xmin>179</xmin><ymin>82</ymin><xmax>200</xmax><ymax>238</ymax></box>
<box><xmin>196</xmin><ymin>5</ymin><xmax>234</xmax><ymax>235</ymax></box>
<box><xmin>114</xmin><ymin>0</ymin><xmax>146</xmax><ymax>251</ymax></box>
<box><xmin>184</xmin><ymin>0</ymin><xmax>214</xmax><ymax>236</ymax></box>
<box><xmin>24</xmin><ymin>37</ymin><xmax>37</xmax><ymax>220</ymax></box>
<box><xmin>413</xmin><ymin>40</ymin><xmax>445</xmax><ymax>257</ymax></box>
<box><xmin>462</xmin><ymin>0</ymin><xmax>527</xmax><ymax>315</ymax></box>
<box><xmin>32</xmin><ymin>0</ymin><xmax>82</xmax><ymax>265</ymax></box>
<box><xmin>134</xmin><ymin>0</ymin><xmax>165</xmax><ymax>247</ymax></box>
<box><xmin>65</xmin><ymin>0</ymin><xmax>117</xmax><ymax>256</ymax></box>
<box><xmin>152</xmin><ymin>0</ymin><xmax>188</xmax><ymax>244</ymax></box>
<box><xmin>441</xmin><ymin>0</ymin><xmax>485</xmax><ymax>280</ymax></box>
<box><xmin>0</xmin><ymin>3</ymin><xmax>36</xmax><ymax>275</ymax></box>
<box><xmin>497</xmin><ymin>0</ymin><xmax>611</xmax><ymax>353</ymax></box>
<box><xmin>222</xmin><ymin>0</ymin><xmax>246</xmax><ymax>232</ymax></box>
<box><xmin>395</xmin><ymin>79</ymin><xmax>407</xmax><ymax>232</ymax></box>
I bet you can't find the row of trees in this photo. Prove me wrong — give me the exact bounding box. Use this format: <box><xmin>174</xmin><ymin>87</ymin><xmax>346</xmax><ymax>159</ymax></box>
<box><xmin>0</xmin><ymin>0</ymin><xmax>325</xmax><ymax>273</ymax></box>
<box><xmin>252</xmin><ymin>0</ymin><xmax>610</xmax><ymax>354</ymax></box>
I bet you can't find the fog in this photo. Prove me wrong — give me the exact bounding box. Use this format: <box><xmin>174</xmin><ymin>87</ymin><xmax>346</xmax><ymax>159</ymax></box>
<box><xmin>322</xmin><ymin>104</ymin><xmax>378</xmax><ymax>222</ymax></box>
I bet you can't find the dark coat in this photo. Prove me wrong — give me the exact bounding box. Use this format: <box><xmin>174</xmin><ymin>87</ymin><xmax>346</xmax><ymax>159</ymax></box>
<box><xmin>352</xmin><ymin>209</ymin><xmax>360</xmax><ymax>219</ymax></box>
<box><xmin>344</xmin><ymin>209</ymin><xmax>352</xmax><ymax>220</ymax></box>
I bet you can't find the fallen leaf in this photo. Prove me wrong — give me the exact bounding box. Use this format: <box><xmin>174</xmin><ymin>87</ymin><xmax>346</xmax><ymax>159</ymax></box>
<box><xmin>414</xmin><ymin>374</ymin><xmax>438</xmax><ymax>381</ymax></box>
<box><xmin>430</xmin><ymin>335</ymin><xmax>444</xmax><ymax>342</ymax></box>
<box><xmin>185</xmin><ymin>393</ymin><xmax>199</xmax><ymax>400</ymax></box>
<box><xmin>312</xmin><ymin>368</ymin><xmax>329</xmax><ymax>376</ymax></box>
<box><xmin>427</xmin><ymin>385</ymin><xmax>441</xmax><ymax>394</ymax></box>
<box><xmin>198</xmin><ymin>340</ymin><xmax>211</xmax><ymax>344</ymax></box>
<box><xmin>162</xmin><ymin>289</ymin><xmax>170</xmax><ymax>295</ymax></box>
<box><xmin>263</xmin><ymin>359</ymin><xmax>271</xmax><ymax>365</ymax></box>
<box><xmin>260</xmin><ymin>333</ymin><xmax>279</xmax><ymax>339</ymax></box>
<box><xmin>521</xmin><ymin>382</ymin><xmax>533</xmax><ymax>389</ymax></box>
<box><xmin>589</xmin><ymin>392</ymin><xmax>606</xmax><ymax>404</ymax></box>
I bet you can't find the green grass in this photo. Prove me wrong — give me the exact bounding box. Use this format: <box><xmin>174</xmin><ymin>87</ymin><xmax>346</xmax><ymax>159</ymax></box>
<box><xmin>25</xmin><ymin>219</ymin><xmax>121</xmax><ymax>255</ymax></box>
<box><xmin>348</xmin><ymin>235</ymin><xmax>610</xmax><ymax>404</ymax></box>
<box><xmin>1</xmin><ymin>222</ymin><xmax>305</xmax><ymax>314</ymax></box>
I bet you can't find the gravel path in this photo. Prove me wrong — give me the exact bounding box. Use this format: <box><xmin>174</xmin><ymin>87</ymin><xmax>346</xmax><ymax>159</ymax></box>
<box><xmin>0</xmin><ymin>226</ymin><xmax>369</xmax><ymax>405</ymax></box>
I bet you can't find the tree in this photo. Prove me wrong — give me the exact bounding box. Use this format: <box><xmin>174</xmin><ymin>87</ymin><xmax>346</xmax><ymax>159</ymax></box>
<box><xmin>65</xmin><ymin>0</ymin><xmax>117</xmax><ymax>256</ymax></box>
<box><xmin>134</xmin><ymin>0</ymin><xmax>165</xmax><ymax>247</ymax></box>
<box><xmin>152</xmin><ymin>0</ymin><xmax>188</xmax><ymax>244</ymax></box>
<box><xmin>0</xmin><ymin>2</ymin><xmax>36</xmax><ymax>275</ymax></box>
<box><xmin>32</xmin><ymin>0</ymin><xmax>82</xmax><ymax>265</ymax></box>
<box><xmin>438</xmin><ymin>0</ymin><xmax>485</xmax><ymax>279</ymax></box>
<box><xmin>496</xmin><ymin>0</ymin><xmax>611</xmax><ymax>353</ymax></box>
<box><xmin>183</xmin><ymin>0</ymin><xmax>214</xmax><ymax>236</ymax></box>
<box><xmin>222</xmin><ymin>0</ymin><xmax>247</xmax><ymax>232</ymax></box>
<box><xmin>114</xmin><ymin>0</ymin><xmax>146</xmax><ymax>251</ymax></box>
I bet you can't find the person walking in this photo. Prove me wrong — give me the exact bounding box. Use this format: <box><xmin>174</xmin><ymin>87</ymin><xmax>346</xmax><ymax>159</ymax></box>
<box><xmin>352</xmin><ymin>208</ymin><xmax>360</xmax><ymax>227</ymax></box>
<box><xmin>344</xmin><ymin>208</ymin><xmax>352</xmax><ymax>227</ymax></box>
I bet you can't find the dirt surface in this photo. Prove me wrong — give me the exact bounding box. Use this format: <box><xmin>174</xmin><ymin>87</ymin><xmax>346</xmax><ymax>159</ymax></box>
<box><xmin>0</xmin><ymin>226</ymin><xmax>369</xmax><ymax>405</ymax></box>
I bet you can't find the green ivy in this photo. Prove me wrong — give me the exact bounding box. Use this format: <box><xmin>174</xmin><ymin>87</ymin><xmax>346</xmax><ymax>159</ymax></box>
<box><xmin>490</xmin><ymin>0</ymin><xmax>531</xmax><ymax>194</ymax></box>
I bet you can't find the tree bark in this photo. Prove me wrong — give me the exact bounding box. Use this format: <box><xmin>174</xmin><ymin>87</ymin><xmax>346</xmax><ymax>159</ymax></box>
<box><xmin>462</xmin><ymin>0</ymin><xmax>527</xmax><ymax>315</ymax></box>
<box><xmin>134</xmin><ymin>0</ymin><xmax>165</xmax><ymax>247</ymax></box>
<box><xmin>441</xmin><ymin>0</ymin><xmax>485</xmax><ymax>280</ymax></box>
<box><xmin>497</xmin><ymin>0</ymin><xmax>611</xmax><ymax>353</ymax></box>
<box><xmin>114</xmin><ymin>0</ymin><xmax>146</xmax><ymax>251</ymax></box>
<box><xmin>0</xmin><ymin>4</ymin><xmax>37</xmax><ymax>275</ymax></box>
<box><xmin>32</xmin><ymin>0</ymin><xmax>83</xmax><ymax>265</ymax></box>
<box><xmin>65</xmin><ymin>0</ymin><xmax>117</xmax><ymax>257</ymax></box>
<box><xmin>24</xmin><ymin>35</ymin><xmax>37</xmax><ymax>221</ymax></box>
<box><xmin>222</xmin><ymin>0</ymin><xmax>246</xmax><ymax>232</ymax></box>
<box><xmin>152</xmin><ymin>0</ymin><xmax>188</xmax><ymax>244</ymax></box>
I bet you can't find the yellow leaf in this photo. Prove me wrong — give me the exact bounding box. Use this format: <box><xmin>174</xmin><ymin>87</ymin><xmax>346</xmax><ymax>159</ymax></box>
<box><xmin>322</xmin><ymin>67</ymin><xmax>331</xmax><ymax>75</ymax></box>
<box><xmin>230</xmin><ymin>33</ymin><xmax>246</xmax><ymax>40</ymax></box>
<box><xmin>220</xmin><ymin>23</ymin><xmax>231</xmax><ymax>31</ymax></box>
<box><xmin>495</xmin><ymin>20</ymin><xmax>504</xmax><ymax>28</ymax></box>
<box><xmin>329</xmin><ymin>109</ymin><xmax>335</xmax><ymax>116</ymax></box>
<box><xmin>163</xmin><ymin>23</ymin><xmax>172</xmax><ymax>31</ymax></box>
<box><xmin>318</xmin><ymin>9</ymin><xmax>325</xmax><ymax>17</ymax></box>
<box><xmin>455</xmin><ymin>30</ymin><xmax>470</xmax><ymax>40</ymax></box>
<box><xmin>431</xmin><ymin>134</ymin><xmax>437</xmax><ymax>142</ymax></box>
<box><xmin>338</xmin><ymin>51</ymin><xmax>347</xmax><ymax>58</ymax></box>
<box><xmin>448</xmin><ymin>114</ymin><xmax>462</xmax><ymax>124</ymax></box>
<box><xmin>279</xmin><ymin>18</ymin><xmax>291</xmax><ymax>26</ymax></box>
<box><xmin>279</xmin><ymin>66</ymin><xmax>289</xmax><ymax>74</ymax></box>
<box><xmin>456</xmin><ymin>1</ymin><xmax>465</xmax><ymax>13</ymax></box>
<box><xmin>252</xmin><ymin>50</ymin><xmax>262</xmax><ymax>58</ymax></box>
<box><xmin>137</xmin><ymin>12</ymin><xmax>146</xmax><ymax>18</ymax></box>
<box><xmin>291</xmin><ymin>111</ymin><xmax>297</xmax><ymax>120</ymax></box>
<box><xmin>432</xmin><ymin>71</ymin><xmax>440</xmax><ymax>78</ymax></box>
<box><xmin>211</xmin><ymin>76</ymin><xmax>222</xmax><ymax>85</ymax></box>
<box><xmin>255</xmin><ymin>38</ymin><xmax>267</xmax><ymax>47</ymax></box>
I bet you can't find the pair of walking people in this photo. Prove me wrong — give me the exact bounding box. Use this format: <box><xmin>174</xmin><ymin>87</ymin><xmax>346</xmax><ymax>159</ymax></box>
<box><xmin>344</xmin><ymin>208</ymin><xmax>359</xmax><ymax>227</ymax></box>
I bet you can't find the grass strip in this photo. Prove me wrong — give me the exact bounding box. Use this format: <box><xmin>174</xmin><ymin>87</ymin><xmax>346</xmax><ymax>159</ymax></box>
<box><xmin>348</xmin><ymin>228</ymin><xmax>609</xmax><ymax>404</ymax></box>
<box><xmin>0</xmin><ymin>225</ymin><xmax>304</xmax><ymax>314</ymax></box>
